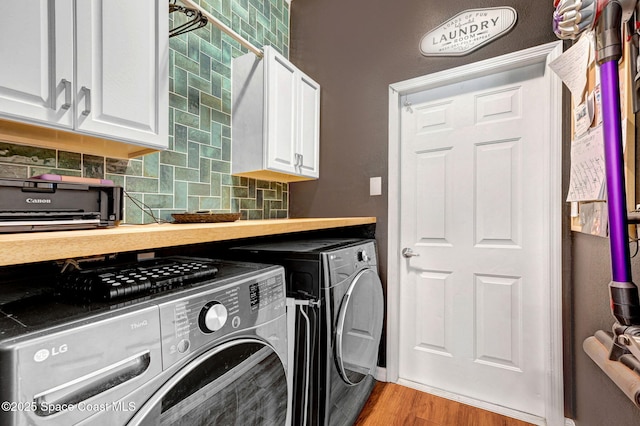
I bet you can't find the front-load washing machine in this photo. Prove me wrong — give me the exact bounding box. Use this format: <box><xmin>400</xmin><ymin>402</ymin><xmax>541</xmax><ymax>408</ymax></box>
<box><xmin>0</xmin><ymin>258</ymin><xmax>290</xmax><ymax>426</ymax></box>
<box><xmin>229</xmin><ymin>239</ymin><xmax>385</xmax><ymax>426</ymax></box>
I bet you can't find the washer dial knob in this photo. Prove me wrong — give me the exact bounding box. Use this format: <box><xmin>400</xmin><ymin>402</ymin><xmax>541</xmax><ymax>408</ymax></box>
<box><xmin>357</xmin><ymin>249</ymin><xmax>370</xmax><ymax>262</ymax></box>
<box><xmin>199</xmin><ymin>301</ymin><xmax>228</xmax><ymax>333</ymax></box>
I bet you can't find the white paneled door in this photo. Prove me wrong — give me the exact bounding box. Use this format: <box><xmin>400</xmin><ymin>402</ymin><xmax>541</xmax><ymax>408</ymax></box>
<box><xmin>398</xmin><ymin>61</ymin><xmax>550</xmax><ymax>418</ymax></box>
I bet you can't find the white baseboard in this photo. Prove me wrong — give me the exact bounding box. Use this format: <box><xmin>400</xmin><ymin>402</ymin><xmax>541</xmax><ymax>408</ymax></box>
<box><xmin>377</xmin><ymin>373</ymin><xmax>575</xmax><ymax>426</ymax></box>
<box><xmin>374</xmin><ymin>366</ymin><xmax>387</xmax><ymax>382</ymax></box>
<box><xmin>397</xmin><ymin>379</ymin><xmax>546</xmax><ymax>426</ymax></box>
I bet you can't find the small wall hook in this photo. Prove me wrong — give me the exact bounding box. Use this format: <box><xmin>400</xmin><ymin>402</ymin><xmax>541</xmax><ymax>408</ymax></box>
<box><xmin>403</xmin><ymin>99</ymin><xmax>413</xmax><ymax>113</ymax></box>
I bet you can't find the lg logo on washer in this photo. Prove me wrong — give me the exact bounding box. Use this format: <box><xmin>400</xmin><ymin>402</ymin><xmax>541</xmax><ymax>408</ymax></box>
<box><xmin>130</xmin><ymin>320</ymin><xmax>149</xmax><ymax>330</ymax></box>
<box><xmin>33</xmin><ymin>344</ymin><xmax>68</xmax><ymax>362</ymax></box>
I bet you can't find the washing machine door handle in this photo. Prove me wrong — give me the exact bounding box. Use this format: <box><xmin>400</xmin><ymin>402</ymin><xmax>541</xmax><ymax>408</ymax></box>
<box><xmin>33</xmin><ymin>351</ymin><xmax>151</xmax><ymax>416</ymax></box>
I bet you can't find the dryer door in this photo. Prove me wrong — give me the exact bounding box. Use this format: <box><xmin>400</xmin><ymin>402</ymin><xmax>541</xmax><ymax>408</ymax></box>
<box><xmin>335</xmin><ymin>268</ymin><xmax>384</xmax><ymax>385</ymax></box>
<box><xmin>129</xmin><ymin>339</ymin><xmax>289</xmax><ymax>425</ymax></box>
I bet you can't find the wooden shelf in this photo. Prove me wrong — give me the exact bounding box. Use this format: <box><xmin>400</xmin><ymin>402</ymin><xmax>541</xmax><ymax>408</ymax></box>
<box><xmin>0</xmin><ymin>217</ymin><xmax>376</xmax><ymax>266</ymax></box>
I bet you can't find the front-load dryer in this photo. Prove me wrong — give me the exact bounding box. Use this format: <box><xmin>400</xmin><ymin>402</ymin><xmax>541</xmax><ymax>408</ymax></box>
<box><xmin>229</xmin><ymin>239</ymin><xmax>384</xmax><ymax>426</ymax></box>
<box><xmin>0</xmin><ymin>259</ymin><xmax>291</xmax><ymax>426</ymax></box>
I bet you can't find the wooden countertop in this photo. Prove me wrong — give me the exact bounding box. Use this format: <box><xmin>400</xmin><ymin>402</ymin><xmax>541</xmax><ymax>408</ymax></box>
<box><xmin>0</xmin><ymin>217</ymin><xmax>376</xmax><ymax>266</ymax></box>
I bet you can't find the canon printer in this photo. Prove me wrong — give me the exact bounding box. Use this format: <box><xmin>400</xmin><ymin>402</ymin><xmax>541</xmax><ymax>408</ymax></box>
<box><xmin>0</xmin><ymin>177</ymin><xmax>123</xmax><ymax>233</ymax></box>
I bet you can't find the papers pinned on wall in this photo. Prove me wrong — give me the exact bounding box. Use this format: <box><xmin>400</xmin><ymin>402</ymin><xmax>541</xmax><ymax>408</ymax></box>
<box><xmin>567</xmin><ymin>125</ymin><xmax>606</xmax><ymax>202</ymax></box>
<box><xmin>574</xmin><ymin>91</ymin><xmax>596</xmax><ymax>138</ymax></box>
<box><xmin>552</xmin><ymin>26</ymin><xmax>635</xmax><ymax>236</ymax></box>
<box><xmin>549</xmin><ymin>32</ymin><xmax>592</xmax><ymax>105</ymax></box>
<box><xmin>576</xmin><ymin>201</ymin><xmax>608</xmax><ymax>237</ymax></box>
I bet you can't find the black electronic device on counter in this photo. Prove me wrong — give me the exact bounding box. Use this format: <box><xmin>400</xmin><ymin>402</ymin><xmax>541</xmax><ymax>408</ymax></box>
<box><xmin>57</xmin><ymin>256</ymin><xmax>219</xmax><ymax>301</ymax></box>
<box><xmin>0</xmin><ymin>177</ymin><xmax>123</xmax><ymax>233</ymax></box>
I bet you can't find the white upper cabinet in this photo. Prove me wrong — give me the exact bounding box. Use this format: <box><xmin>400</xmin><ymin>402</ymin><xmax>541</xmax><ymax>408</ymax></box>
<box><xmin>75</xmin><ymin>0</ymin><xmax>168</xmax><ymax>148</ymax></box>
<box><xmin>0</xmin><ymin>0</ymin><xmax>74</xmax><ymax>129</ymax></box>
<box><xmin>296</xmin><ymin>73</ymin><xmax>320</xmax><ymax>178</ymax></box>
<box><xmin>232</xmin><ymin>46</ymin><xmax>320</xmax><ymax>182</ymax></box>
<box><xmin>0</xmin><ymin>0</ymin><xmax>168</xmax><ymax>151</ymax></box>
<box><xmin>266</xmin><ymin>51</ymin><xmax>298</xmax><ymax>175</ymax></box>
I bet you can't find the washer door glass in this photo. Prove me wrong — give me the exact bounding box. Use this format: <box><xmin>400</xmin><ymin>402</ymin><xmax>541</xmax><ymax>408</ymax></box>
<box><xmin>131</xmin><ymin>340</ymin><xmax>288</xmax><ymax>426</ymax></box>
<box><xmin>335</xmin><ymin>268</ymin><xmax>384</xmax><ymax>385</ymax></box>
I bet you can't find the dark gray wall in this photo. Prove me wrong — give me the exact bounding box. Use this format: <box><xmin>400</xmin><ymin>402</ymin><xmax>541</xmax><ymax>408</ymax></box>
<box><xmin>288</xmin><ymin>0</ymin><xmax>553</xmax><ymax>335</ymax></box>
<box><xmin>288</xmin><ymin>0</ymin><xmax>640</xmax><ymax>424</ymax></box>
<box><xmin>572</xmin><ymin>232</ymin><xmax>640</xmax><ymax>425</ymax></box>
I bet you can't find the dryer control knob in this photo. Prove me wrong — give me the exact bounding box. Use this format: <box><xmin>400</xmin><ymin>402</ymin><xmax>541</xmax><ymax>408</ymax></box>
<box><xmin>358</xmin><ymin>250</ymin><xmax>370</xmax><ymax>262</ymax></box>
<box><xmin>199</xmin><ymin>302</ymin><xmax>228</xmax><ymax>333</ymax></box>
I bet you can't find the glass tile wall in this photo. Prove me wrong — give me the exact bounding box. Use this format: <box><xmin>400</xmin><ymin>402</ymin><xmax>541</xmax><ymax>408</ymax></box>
<box><xmin>0</xmin><ymin>0</ymin><xmax>290</xmax><ymax>223</ymax></box>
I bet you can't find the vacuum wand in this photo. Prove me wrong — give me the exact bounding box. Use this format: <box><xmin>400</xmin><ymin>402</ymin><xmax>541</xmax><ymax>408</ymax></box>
<box><xmin>555</xmin><ymin>0</ymin><xmax>640</xmax><ymax>409</ymax></box>
<box><xmin>596</xmin><ymin>1</ymin><xmax>640</xmax><ymax>326</ymax></box>
<box><xmin>555</xmin><ymin>0</ymin><xmax>640</xmax><ymax>324</ymax></box>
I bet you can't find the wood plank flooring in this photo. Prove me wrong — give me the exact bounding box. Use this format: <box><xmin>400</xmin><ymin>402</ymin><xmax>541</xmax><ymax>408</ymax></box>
<box><xmin>354</xmin><ymin>382</ymin><xmax>535</xmax><ymax>426</ymax></box>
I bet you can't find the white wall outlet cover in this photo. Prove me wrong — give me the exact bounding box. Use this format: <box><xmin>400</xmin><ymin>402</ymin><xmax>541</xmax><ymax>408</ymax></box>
<box><xmin>370</xmin><ymin>177</ymin><xmax>382</xmax><ymax>196</ymax></box>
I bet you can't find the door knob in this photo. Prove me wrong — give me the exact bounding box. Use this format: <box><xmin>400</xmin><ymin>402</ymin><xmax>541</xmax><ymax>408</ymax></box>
<box><xmin>401</xmin><ymin>248</ymin><xmax>420</xmax><ymax>258</ymax></box>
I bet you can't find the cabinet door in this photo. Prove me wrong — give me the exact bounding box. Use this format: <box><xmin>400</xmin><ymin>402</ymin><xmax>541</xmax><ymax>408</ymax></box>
<box><xmin>265</xmin><ymin>47</ymin><xmax>298</xmax><ymax>174</ymax></box>
<box><xmin>297</xmin><ymin>73</ymin><xmax>320</xmax><ymax>178</ymax></box>
<box><xmin>0</xmin><ymin>0</ymin><xmax>74</xmax><ymax>129</ymax></box>
<box><xmin>75</xmin><ymin>0</ymin><xmax>168</xmax><ymax>149</ymax></box>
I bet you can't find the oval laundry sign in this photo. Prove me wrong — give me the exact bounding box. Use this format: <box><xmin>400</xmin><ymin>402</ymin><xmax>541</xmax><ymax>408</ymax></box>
<box><xmin>420</xmin><ymin>7</ymin><xmax>517</xmax><ymax>57</ymax></box>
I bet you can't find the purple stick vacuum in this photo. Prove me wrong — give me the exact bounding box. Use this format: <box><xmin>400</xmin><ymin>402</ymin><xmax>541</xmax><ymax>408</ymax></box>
<box><xmin>582</xmin><ymin>0</ymin><xmax>640</xmax><ymax>409</ymax></box>
<box><xmin>597</xmin><ymin>1</ymin><xmax>640</xmax><ymax>326</ymax></box>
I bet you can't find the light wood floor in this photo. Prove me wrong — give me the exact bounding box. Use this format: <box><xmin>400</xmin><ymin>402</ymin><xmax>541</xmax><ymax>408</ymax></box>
<box><xmin>355</xmin><ymin>382</ymin><xmax>535</xmax><ymax>426</ymax></box>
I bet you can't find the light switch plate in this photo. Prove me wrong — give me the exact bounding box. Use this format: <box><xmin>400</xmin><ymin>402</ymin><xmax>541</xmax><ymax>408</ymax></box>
<box><xmin>370</xmin><ymin>177</ymin><xmax>382</xmax><ymax>196</ymax></box>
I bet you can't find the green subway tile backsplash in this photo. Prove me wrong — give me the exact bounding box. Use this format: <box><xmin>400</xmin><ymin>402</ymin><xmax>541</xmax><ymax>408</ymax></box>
<box><xmin>83</xmin><ymin>155</ymin><xmax>105</xmax><ymax>178</ymax></box>
<box><xmin>143</xmin><ymin>153</ymin><xmax>160</xmax><ymax>178</ymax></box>
<box><xmin>58</xmin><ymin>151</ymin><xmax>82</xmax><ymax>170</ymax></box>
<box><xmin>0</xmin><ymin>143</ymin><xmax>56</xmax><ymax>166</ymax></box>
<box><xmin>0</xmin><ymin>164</ymin><xmax>28</xmax><ymax>178</ymax></box>
<box><xmin>0</xmin><ymin>0</ymin><xmax>289</xmax><ymax>223</ymax></box>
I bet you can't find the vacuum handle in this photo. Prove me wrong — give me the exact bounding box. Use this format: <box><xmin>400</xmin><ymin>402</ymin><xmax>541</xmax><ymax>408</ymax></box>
<box><xmin>596</xmin><ymin>1</ymin><xmax>623</xmax><ymax>64</ymax></box>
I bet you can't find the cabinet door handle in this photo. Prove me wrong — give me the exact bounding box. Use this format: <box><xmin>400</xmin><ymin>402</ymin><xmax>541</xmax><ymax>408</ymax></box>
<box><xmin>299</xmin><ymin>154</ymin><xmax>304</xmax><ymax>168</ymax></box>
<box><xmin>81</xmin><ymin>86</ymin><xmax>91</xmax><ymax>116</ymax></box>
<box><xmin>60</xmin><ymin>79</ymin><xmax>72</xmax><ymax>110</ymax></box>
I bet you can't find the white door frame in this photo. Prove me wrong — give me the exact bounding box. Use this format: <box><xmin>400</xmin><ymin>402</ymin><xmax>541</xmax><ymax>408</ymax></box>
<box><xmin>386</xmin><ymin>41</ymin><xmax>564</xmax><ymax>425</ymax></box>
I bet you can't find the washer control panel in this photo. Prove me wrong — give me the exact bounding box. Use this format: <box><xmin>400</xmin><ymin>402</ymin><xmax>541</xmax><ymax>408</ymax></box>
<box><xmin>158</xmin><ymin>267</ymin><xmax>285</xmax><ymax>370</ymax></box>
<box><xmin>250</xmin><ymin>275</ymin><xmax>284</xmax><ymax>312</ymax></box>
<box><xmin>328</xmin><ymin>241</ymin><xmax>378</xmax><ymax>285</ymax></box>
<box><xmin>357</xmin><ymin>248</ymin><xmax>370</xmax><ymax>263</ymax></box>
